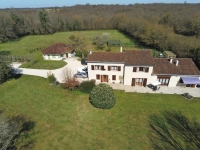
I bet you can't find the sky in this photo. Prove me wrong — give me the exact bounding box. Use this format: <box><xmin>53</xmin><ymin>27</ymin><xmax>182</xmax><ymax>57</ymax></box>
<box><xmin>0</xmin><ymin>0</ymin><xmax>199</xmax><ymax>8</ymax></box>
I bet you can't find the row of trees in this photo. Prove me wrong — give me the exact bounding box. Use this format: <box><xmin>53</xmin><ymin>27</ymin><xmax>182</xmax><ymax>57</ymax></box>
<box><xmin>0</xmin><ymin>4</ymin><xmax>200</xmax><ymax>65</ymax></box>
<box><xmin>1</xmin><ymin>4</ymin><xmax>200</xmax><ymax>37</ymax></box>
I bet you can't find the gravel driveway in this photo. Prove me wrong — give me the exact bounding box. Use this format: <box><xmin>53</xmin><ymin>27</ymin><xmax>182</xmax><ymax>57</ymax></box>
<box><xmin>12</xmin><ymin>57</ymin><xmax>86</xmax><ymax>83</ymax></box>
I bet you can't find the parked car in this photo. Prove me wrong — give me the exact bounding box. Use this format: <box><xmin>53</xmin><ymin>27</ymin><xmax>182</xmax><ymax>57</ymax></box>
<box><xmin>77</xmin><ymin>67</ymin><xmax>88</xmax><ymax>73</ymax></box>
<box><xmin>74</xmin><ymin>72</ymin><xmax>88</xmax><ymax>78</ymax></box>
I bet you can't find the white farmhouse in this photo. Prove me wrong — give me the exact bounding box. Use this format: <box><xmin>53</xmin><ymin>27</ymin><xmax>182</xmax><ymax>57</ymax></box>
<box><xmin>86</xmin><ymin>50</ymin><xmax>200</xmax><ymax>88</ymax></box>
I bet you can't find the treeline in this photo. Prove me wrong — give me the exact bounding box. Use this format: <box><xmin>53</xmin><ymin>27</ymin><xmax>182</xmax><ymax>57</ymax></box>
<box><xmin>0</xmin><ymin>4</ymin><xmax>200</xmax><ymax>58</ymax></box>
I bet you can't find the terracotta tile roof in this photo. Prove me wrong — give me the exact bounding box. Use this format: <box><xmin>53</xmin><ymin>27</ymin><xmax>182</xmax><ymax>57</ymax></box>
<box><xmin>41</xmin><ymin>43</ymin><xmax>74</xmax><ymax>55</ymax></box>
<box><xmin>86</xmin><ymin>52</ymin><xmax>125</xmax><ymax>63</ymax></box>
<box><xmin>124</xmin><ymin>50</ymin><xmax>154</xmax><ymax>65</ymax></box>
<box><xmin>86</xmin><ymin>50</ymin><xmax>154</xmax><ymax>65</ymax></box>
<box><xmin>153</xmin><ymin>58</ymin><xmax>200</xmax><ymax>75</ymax></box>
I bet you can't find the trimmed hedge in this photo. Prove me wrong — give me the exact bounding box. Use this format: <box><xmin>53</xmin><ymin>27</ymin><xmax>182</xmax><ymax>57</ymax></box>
<box><xmin>89</xmin><ymin>83</ymin><xmax>116</xmax><ymax>109</ymax></box>
<box><xmin>79</xmin><ymin>80</ymin><xmax>95</xmax><ymax>94</ymax></box>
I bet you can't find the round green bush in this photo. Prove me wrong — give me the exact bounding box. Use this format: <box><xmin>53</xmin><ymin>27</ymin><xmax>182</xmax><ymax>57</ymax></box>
<box><xmin>89</xmin><ymin>83</ymin><xmax>116</xmax><ymax>109</ymax></box>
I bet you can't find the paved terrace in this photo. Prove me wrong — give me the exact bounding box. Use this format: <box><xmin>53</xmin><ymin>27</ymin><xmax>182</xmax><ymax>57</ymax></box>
<box><xmin>107</xmin><ymin>83</ymin><xmax>200</xmax><ymax>98</ymax></box>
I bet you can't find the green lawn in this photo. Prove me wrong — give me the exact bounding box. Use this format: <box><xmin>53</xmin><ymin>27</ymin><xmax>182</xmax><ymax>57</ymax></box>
<box><xmin>0</xmin><ymin>75</ymin><xmax>200</xmax><ymax>149</ymax></box>
<box><xmin>0</xmin><ymin>30</ymin><xmax>146</xmax><ymax>69</ymax></box>
<box><xmin>20</xmin><ymin>59</ymin><xmax>67</xmax><ymax>70</ymax></box>
<box><xmin>0</xmin><ymin>30</ymin><xmax>138</xmax><ymax>56</ymax></box>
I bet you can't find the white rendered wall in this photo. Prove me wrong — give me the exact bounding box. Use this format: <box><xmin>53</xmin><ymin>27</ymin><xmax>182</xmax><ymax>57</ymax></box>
<box><xmin>123</xmin><ymin>66</ymin><xmax>153</xmax><ymax>86</ymax></box>
<box><xmin>87</xmin><ymin>62</ymin><xmax>124</xmax><ymax>84</ymax></box>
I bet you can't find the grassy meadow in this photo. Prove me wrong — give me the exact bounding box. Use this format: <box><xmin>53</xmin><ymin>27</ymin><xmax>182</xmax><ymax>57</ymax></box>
<box><xmin>0</xmin><ymin>30</ymin><xmax>142</xmax><ymax>69</ymax></box>
<box><xmin>0</xmin><ymin>30</ymin><xmax>140</xmax><ymax>56</ymax></box>
<box><xmin>1</xmin><ymin>75</ymin><xmax>200</xmax><ymax>149</ymax></box>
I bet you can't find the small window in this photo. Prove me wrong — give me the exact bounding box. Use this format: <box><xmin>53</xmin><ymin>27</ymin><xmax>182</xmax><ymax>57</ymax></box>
<box><xmin>95</xmin><ymin>65</ymin><xmax>102</xmax><ymax>70</ymax></box>
<box><xmin>60</xmin><ymin>54</ymin><xmax>64</xmax><ymax>57</ymax></box>
<box><xmin>111</xmin><ymin>66</ymin><xmax>117</xmax><ymax>70</ymax></box>
<box><xmin>133</xmin><ymin>67</ymin><xmax>137</xmax><ymax>72</ymax></box>
<box><xmin>139</xmin><ymin>67</ymin><xmax>144</xmax><ymax>71</ymax></box>
<box><xmin>91</xmin><ymin>65</ymin><xmax>94</xmax><ymax>70</ymax></box>
<box><xmin>96</xmin><ymin>74</ymin><xmax>100</xmax><ymax>80</ymax></box>
<box><xmin>101</xmin><ymin>66</ymin><xmax>105</xmax><ymax>70</ymax></box>
<box><xmin>145</xmin><ymin>67</ymin><xmax>149</xmax><ymax>72</ymax></box>
<box><xmin>118</xmin><ymin>66</ymin><xmax>121</xmax><ymax>71</ymax></box>
<box><xmin>52</xmin><ymin>55</ymin><xmax>56</xmax><ymax>58</ymax></box>
<box><xmin>108</xmin><ymin>66</ymin><xmax>111</xmax><ymax>71</ymax></box>
<box><xmin>112</xmin><ymin>75</ymin><xmax>116</xmax><ymax>80</ymax></box>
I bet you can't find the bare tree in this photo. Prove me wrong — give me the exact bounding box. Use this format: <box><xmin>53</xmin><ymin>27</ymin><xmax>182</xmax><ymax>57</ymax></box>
<box><xmin>61</xmin><ymin>67</ymin><xmax>80</xmax><ymax>90</ymax></box>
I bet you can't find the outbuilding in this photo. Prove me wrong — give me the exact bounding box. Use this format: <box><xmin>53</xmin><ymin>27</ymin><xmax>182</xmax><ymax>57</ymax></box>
<box><xmin>163</xmin><ymin>51</ymin><xmax>176</xmax><ymax>58</ymax></box>
<box><xmin>41</xmin><ymin>43</ymin><xmax>75</xmax><ymax>60</ymax></box>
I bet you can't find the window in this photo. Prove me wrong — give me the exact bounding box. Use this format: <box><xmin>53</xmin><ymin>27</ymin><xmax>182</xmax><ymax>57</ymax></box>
<box><xmin>112</xmin><ymin>75</ymin><xmax>116</xmax><ymax>80</ymax></box>
<box><xmin>91</xmin><ymin>65</ymin><xmax>94</xmax><ymax>70</ymax></box>
<box><xmin>96</xmin><ymin>74</ymin><xmax>100</xmax><ymax>80</ymax></box>
<box><xmin>91</xmin><ymin>65</ymin><xmax>105</xmax><ymax>70</ymax></box>
<box><xmin>60</xmin><ymin>54</ymin><xmax>64</xmax><ymax>57</ymax></box>
<box><xmin>118</xmin><ymin>66</ymin><xmax>121</xmax><ymax>71</ymax></box>
<box><xmin>145</xmin><ymin>67</ymin><xmax>149</xmax><ymax>72</ymax></box>
<box><xmin>95</xmin><ymin>65</ymin><xmax>101</xmax><ymax>70</ymax></box>
<box><xmin>52</xmin><ymin>55</ymin><xmax>56</xmax><ymax>58</ymax></box>
<box><xmin>157</xmin><ymin>76</ymin><xmax>171</xmax><ymax>86</ymax></box>
<box><xmin>111</xmin><ymin>66</ymin><xmax>117</xmax><ymax>70</ymax></box>
<box><xmin>108</xmin><ymin>66</ymin><xmax>121</xmax><ymax>71</ymax></box>
<box><xmin>139</xmin><ymin>67</ymin><xmax>144</xmax><ymax>71</ymax></box>
<box><xmin>133</xmin><ymin>67</ymin><xmax>137</xmax><ymax>72</ymax></box>
<box><xmin>94</xmin><ymin>65</ymin><xmax>104</xmax><ymax>70</ymax></box>
<box><xmin>133</xmin><ymin>67</ymin><xmax>149</xmax><ymax>72</ymax></box>
<box><xmin>135</xmin><ymin>78</ymin><xmax>143</xmax><ymax>86</ymax></box>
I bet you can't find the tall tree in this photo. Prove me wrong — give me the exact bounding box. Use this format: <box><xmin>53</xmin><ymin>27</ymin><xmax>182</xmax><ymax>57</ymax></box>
<box><xmin>0</xmin><ymin>16</ymin><xmax>16</xmax><ymax>43</ymax></box>
<box><xmin>38</xmin><ymin>9</ymin><xmax>53</xmax><ymax>34</ymax></box>
<box><xmin>10</xmin><ymin>12</ymin><xmax>26</xmax><ymax>36</ymax></box>
<box><xmin>68</xmin><ymin>33</ymin><xmax>88</xmax><ymax>58</ymax></box>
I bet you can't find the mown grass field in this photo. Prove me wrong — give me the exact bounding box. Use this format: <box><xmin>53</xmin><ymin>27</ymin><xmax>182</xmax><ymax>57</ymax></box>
<box><xmin>0</xmin><ymin>30</ymin><xmax>140</xmax><ymax>56</ymax></box>
<box><xmin>0</xmin><ymin>30</ymin><xmax>143</xmax><ymax>69</ymax></box>
<box><xmin>1</xmin><ymin>75</ymin><xmax>200</xmax><ymax>149</ymax></box>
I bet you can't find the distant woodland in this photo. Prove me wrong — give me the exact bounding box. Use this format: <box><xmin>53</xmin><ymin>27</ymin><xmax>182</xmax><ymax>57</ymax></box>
<box><xmin>0</xmin><ymin>4</ymin><xmax>200</xmax><ymax>65</ymax></box>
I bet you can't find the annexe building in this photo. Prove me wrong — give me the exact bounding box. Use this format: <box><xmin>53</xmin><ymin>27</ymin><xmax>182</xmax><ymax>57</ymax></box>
<box><xmin>42</xmin><ymin>43</ymin><xmax>75</xmax><ymax>60</ymax></box>
<box><xmin>86</xmin><ymin>50</ymin><xmax>200</xmax><ymax>87</ymax></box>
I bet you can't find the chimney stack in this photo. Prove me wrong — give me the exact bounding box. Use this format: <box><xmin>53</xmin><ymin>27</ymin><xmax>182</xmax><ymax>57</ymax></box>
<box><xmin>120</xmin><ymin>46</ymin><xmax>123</xmax><ymax>52</ymax></box>
<box><xmin>89</xmin><ymin>50</ymin><xmax>92</xmax><ymax>54</ymax></box>
<box><xmin>170</xmin><ymin>57</ymin><xmax>173</xmax><ymax>63</ymax></box>
<box><xmin>176</xmin><ymin>60</ymin><xmax>179</xmax><ymax>66</ymax></box>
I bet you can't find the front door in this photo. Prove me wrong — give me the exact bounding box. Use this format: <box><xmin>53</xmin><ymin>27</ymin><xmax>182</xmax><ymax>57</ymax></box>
<box><xmin>101</xmin><ymin>75</ymin><xmax>108</xmax><ymax>83</ymax></box>
<box><xmin>66</xmin><ymin>53</ymin><xmax>68</xmax><ymax>58</ymax></box>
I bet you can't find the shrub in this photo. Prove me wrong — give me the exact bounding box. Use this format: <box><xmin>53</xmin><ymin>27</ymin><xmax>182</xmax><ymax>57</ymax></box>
<box><xmin>47</xmin><ymin>72</ymin><xmax>55</xmax><ymax>84</ymax></box>
<box><xmin>0</xmin><ymin>60</ymin><xmax>12</xmax><ymax>84</ymax></box>
<box><xmin>79</xmin><ymin>80</ymin><xmax>95</xmax><ymax>94</ymax></box>
<box><xmin>89</xmin><ymin>83</ymin><xmax>116</xmax><ymax>109</ymax></box>
<box><xmin>62</xmin><ymin>77</ymin><xmax>80</xmax><ymax>91</ymax></box>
